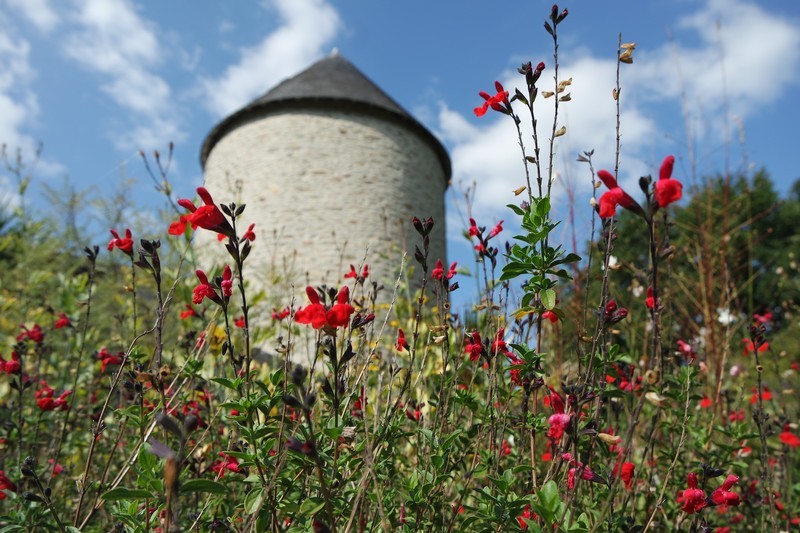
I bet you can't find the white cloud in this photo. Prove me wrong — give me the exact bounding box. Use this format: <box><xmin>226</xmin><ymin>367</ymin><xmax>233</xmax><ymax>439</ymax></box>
<box><xmin>201</xmin><ymin>0</ymin><xmax>342</xmax><ymax>118</ymax></box>
<box><xmin>63</xmin><ymin>0</ymin><xmax>182</xmax><ymax>150</ymax></box>
<box><xmin>5</xmin><ymin>0</ymin><xmax>59</xmax><ymax>33</ymax></box>
<box><xmin>438</xmin><ymin>0</ymin><xmax>800</xmax><ymax>228</ymax></box>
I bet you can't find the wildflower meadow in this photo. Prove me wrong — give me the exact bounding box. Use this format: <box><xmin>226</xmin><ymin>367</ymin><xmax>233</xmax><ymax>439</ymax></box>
<box><xmin>1</xmin><ymin>5</ymin><xmax>799</xmax><ymax>532</ymax></box>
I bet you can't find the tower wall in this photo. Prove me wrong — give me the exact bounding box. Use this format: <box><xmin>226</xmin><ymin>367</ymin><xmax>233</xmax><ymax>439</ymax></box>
<box><xmin>202</xmin><ymin>107</ymin><xmax>447</xmax><ymax>296</ymax></box>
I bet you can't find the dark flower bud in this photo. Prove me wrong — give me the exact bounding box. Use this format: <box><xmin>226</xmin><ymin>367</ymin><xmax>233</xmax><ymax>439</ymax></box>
<box><xmin>557</xmin><ymin>8</ymin><xmax>568</xmax><ymax>23</ymax></box>
<box><xmin>156</xmin><ymin>413</ymin><xmax>184</xmax><ymax>440</ymax></box>
<box><xmin>282</xmin><ymin>394</ymin><xmax>302</xmax><ymax>409</ymax></box>
<box><xmin>23</xmin><ymin>491</ymin><xmax>44</xmax><ymax>503</ymax></box>
<box><xmin>291</xmin><ymin>365</ymin><xmax>307</xmax><ymax>388</ymax></box>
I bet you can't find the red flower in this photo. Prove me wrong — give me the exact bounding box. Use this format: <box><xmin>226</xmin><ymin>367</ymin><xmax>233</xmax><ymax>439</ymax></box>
<box><xmin>326</xmin><ymin>286</ymin><xmax>355</xmax><ymax>328</ymax></box>
<box><xmin>779</xmin><ymin>425</ymin><xmax>800</xmax><ymax>447</ymax></box>
<box><xmin>544</xmin><ymin>386</ymin><xmax>565</xmax><ymax>414</ymax></box>
<box><xmin>396</xmin><ymin>328</ymin><xmax>409</xmax><ymax>352</ymax></box>
<box><xmin>654</xmin><ymin>155</ymin><xmax>683</xmax><ymax>208</ymax></box>
<box><xmin>596</xmin><ymin>170</ymin><xmax>641</xmax><ymax>218</ymax></box>
<box><xmin>234</xmin><ymin>316</ymin><xmax>245</xmax><ymax>328</ymax></box>
<box><xmin>48</xmin><ymin>459</ymin><xmax>64</xmax><ymax>477</ymax></box>
<box><xmin>210</xmin><ymin>452</ymin><xmax>240</xmax><ymax>478</ymax></box>
<box><xmin>54</xmin><ymin>313</ymin><xmax>72</xmax><ymax>329</ymax></box>
<box><xmin>598</xmin><ymin>187</ymin><xmax>625</xmax><ymax>218</ymax></box>
<box><xmin>618</xmin><ymin>461</ymin><xmax>635</xmax><ymax>490</ymax></box>
<box><xmin>294</xmin><ymin>287</ymin><xmax>328</xmax><ymax>329</ymax></box>
<box><xmin>271</xmin><ymin>307</ymin><xmax>290</xmax><ymax>321</ymax></box>
<box><xmin>547</xmin><ymin>413</ymin><xmax>571</xmax><ymax>440</ymax></box>
<box><xmin>193</xmin><ymin>270</ymin><xmax>220</xmax><ymax>305</ymax></box>
<box><xmin>645</xmin><ymin>287</ymin><xmax>657</xmax><ymax>309</ymax></box>
<box><xmin>180</xmin><ymin>305</ymin><xmax>200</xmax><ymax>320</ymax></box>
<box><xmin>500</xmin><ymin>439</ymin><xmax>512</xmax><ymax>456</ymax></box>
<box><xmin>488</xmin><ymin>220</ymin><xmax>503</xmax><ymax>238</ymax></box>
<box><xmin>678</xmin><ymin>473</ymin><xmax>707</xmax><ymax>514</ymax></box>
<box><xmin>474</xmin><ymin>81</ymin><xmax>509</xmax><ymax>117</ymax></box>
<box><xmin>431</xmin><ymin>259</ymin><xmax>458</xmax><ymax>281</ymax></box>
<box><xmin>677</xmin><ymin>340</ymin><xmax>696</xmax><ymax>364</ymax></box>
<box><xmin>517</xmin><ymin>504</ymin><xmax>534</xmax><ymax>530</ymax></box>
<box><xmin>742</xmin><ymin>338</ymin><xmax>768</xmax><ymax>356</ymax></box>
<box><xmin>491</xmin><ymin>328</ymin><xmax>512</xmax><ymax>357</ymax></box>
<box><xmin>464</xmin><ymin>331</ymin><xmax>484</xmax><ymax>362</ymax></box>
<box><xmin>17</xmin><ymin>324</ymin><xmax>44</xmax><ymax>344</ymax></box>
<box><xmin>700</xmin><ymin>395</ymin><xmax>712</xmax><ymax>409</ymax></box>
<box><xmin>562</xmin><ymin>453</ymin><xmax>605</xmax><ymax>489</ymax></box>
<box><xmin>220</xmin><ymin>265</ymin><xmax>233</xmax><ymax>298</ymax></box>
<box><xmin>97</xmin><ymin>347</ymin><xmax>124</xmax><ymax>372</ymax></box>
<box><xmin>107</xmin><ymin>228</ymin><xmax>134</xmax><ymax>256</ymax></box>
<box><xmin>710</xmin><ymin>474</ymin><xmax>741</xmax><ymax>509</ymax></box>
<box><xmin>749</xmin><ymin>386</ymin><xmax>772</xmax><ymax>404</ymax></box>
<box><xmin>468</xmin><ymin>218</ymin><xmax>480</xmax><ymax>237</ymax></box>
<box><xmin>542</xmin><ymin>310</ymin><xmax>559</xmax><ymax>323</ymax></box>
<box><xmin>170</xmin><ymin>188</ymin><xmax>234</xmax><ymax>238</ymax></box>
<box><xmin>36</xmin><ymin>383</ymin><xmax>72</xmax><ymax>412</ymax></box>
<box><xmin>0</xmin><ymin>351</ymin><xmax>21</xmax><ymax>374</ymax></box>
<box><xmin>344</xmin><ymin>265</ymin><xmax>358</xmax><ymax>279</ymax></box>
<box><xmin>295</xmin><ymin>286</ymin><xmax>355</xmax><ymax>329</ymax></box>
<box><xmin>241</xmin><ymin>223</ymin><xmax>256</xmax><ymax>241</ymax></box>
<box><xmin>0</xmin><ymin>470</ymin><xmax>16</xmax><ymax>499</ymax></box>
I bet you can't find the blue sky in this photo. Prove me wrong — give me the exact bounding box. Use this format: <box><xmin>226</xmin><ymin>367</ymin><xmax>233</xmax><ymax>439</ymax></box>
<box><xmin>2</xmin><ymin>0</ymin><xmax>799</xmax><ymax>270</ymax></box>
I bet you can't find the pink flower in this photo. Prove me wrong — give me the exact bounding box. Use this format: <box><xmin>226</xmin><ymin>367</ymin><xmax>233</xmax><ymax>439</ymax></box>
<box><xmin>654</xmin><ymin>155</ymin><xmax>683</xmax><ymax>208</ymax></box>
<box><xmin>547</xmin><ymin>413</ymin><xmax>571</xmax><ymax>440</ymax></box>
<box><xmin>677</xmin><ymin>340</ymin><xmax>696</xmax><ymax>363</ymax></box>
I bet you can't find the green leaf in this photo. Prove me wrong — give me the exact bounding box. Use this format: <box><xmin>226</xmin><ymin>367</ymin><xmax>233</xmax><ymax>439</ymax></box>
<box><xmin>299</xmin><ymin>496</ymin><xmax>326</xmax><ymax>516</ymax></box>
<box><xmin>101</xmin><ymin>487</ymin><xmax>153</xmax><ymax>501</ymax></box>
<box><xmin>541</xmin><ymin>288</ymin><xmax>557</xmax><ymax>310</ymax></box>
<box><xmin>180</xmin><ymin>479</ymin><xmax>230</xmax><ymax>495</ymax></box>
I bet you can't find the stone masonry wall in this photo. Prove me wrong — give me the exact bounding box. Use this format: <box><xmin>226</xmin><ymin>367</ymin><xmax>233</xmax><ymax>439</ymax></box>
<box><xmin>201</xmin><ymin>108</ymin><xmax>447</xmax><ymax>301</ymax></box>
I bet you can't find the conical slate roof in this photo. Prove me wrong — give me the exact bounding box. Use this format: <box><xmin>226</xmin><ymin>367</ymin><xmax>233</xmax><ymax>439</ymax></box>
<box><xmin>200</xmin><ymin>53</ymin><xmax>451</xmax><ymax>180</ymax></box>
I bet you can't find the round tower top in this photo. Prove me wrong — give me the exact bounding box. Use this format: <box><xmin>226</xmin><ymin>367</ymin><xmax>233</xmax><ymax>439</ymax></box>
<box><xmin>200</xmin><ymin>54</ymin><xmax>451</xmax><ymax>182</ymax></box>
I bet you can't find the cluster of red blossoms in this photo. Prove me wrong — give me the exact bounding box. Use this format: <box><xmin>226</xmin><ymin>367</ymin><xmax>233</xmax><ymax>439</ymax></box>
<box><xmin>596</xmin><ymin>155</ymin><xmax>683</xmax><ymax>219</ymax></box>
<box><xmin>0</xmin><ymin>471</ymin><xmax>15</xmax><ymax>500</ymax></box>
<box><xmin>17</xmin><ymin>324</ymin><xmax>44</xmax><ymax>345</ymax></box>
<box><xmin>97</xmin><ymin>347</ymin><xmax>124</xmax><ymax>373</ymax></box>
<box><xmin>169</xmin><ymin>187</ymin><xmax>235</xmax><ymax>239</ymax></box>
<box><xmin>678</xmin><ymin>472</ymin><xmax>741</xmax><ymax>514</ymax></box>
<box><xmin>35</xmin><ymin>381</ymin><xmax>72</xmax><ymax>412</ymax></box>
<box><xmin>192</xmin><ymin>266</ymin><xmax>233</xmax><ymax>306</ymax></box>
<box><xmin>0</xmin><ymin>351</ymin><xmax>20</xmax><ymax>374</ymax></box>
<box><xmin>294</xmin><ymin>286</ymin><xmax>355</xmax><ymax>330</ymax></box>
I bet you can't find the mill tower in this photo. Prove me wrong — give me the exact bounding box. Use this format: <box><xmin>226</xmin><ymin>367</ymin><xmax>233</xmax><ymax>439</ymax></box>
<box><xmin>200</xmin><ymin>52</ymin><xmax>450</xmax><ymax>297</ymax></box>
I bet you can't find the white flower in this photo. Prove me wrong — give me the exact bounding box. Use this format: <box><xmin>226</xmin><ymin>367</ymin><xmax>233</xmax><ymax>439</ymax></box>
<box><xmin>632</xmin><ymin>285</ymin><xmax>644</xmax><ymax>298</ymax></box>
<box><xmin>716</xmin><ymin>307</ymin><xmax>737</xmax><ymax>325</ymax></box>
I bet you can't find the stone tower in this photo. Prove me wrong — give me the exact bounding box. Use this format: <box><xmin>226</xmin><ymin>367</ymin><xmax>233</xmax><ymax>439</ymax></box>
<box><xmin>200</xmin><ymin>52</ymin><xmax>450</xmax><ymax>296</ymax></box>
